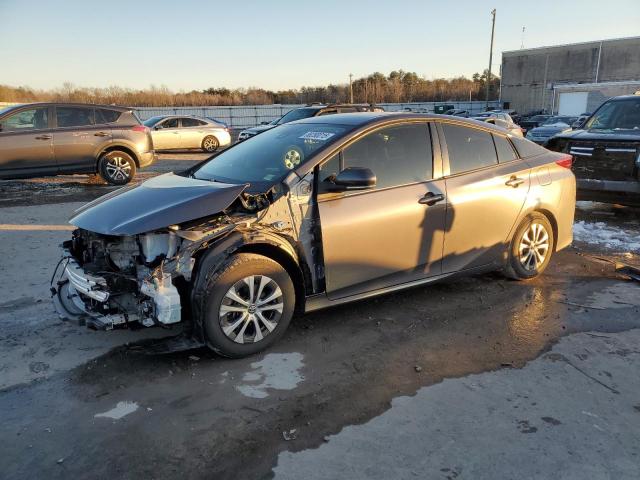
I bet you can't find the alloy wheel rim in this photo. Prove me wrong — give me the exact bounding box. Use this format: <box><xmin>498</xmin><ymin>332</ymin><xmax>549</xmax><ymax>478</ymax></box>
<box><xmin>518</xmin><ymin>222</ymin><xmax>550</xmax><ymax>271</ymax></box>
<box><xmin>203</xmin><ymin>137</ymin><xmax>218</xmax><ymax>151</ymax></box>
<box><xmin>105</xmin><ymin>156</ymin><xmax>131</xmax><ymax>181</ymax></box>
<box><xmin>219</xmin><ymin>275</ymin><xmax>283</xmax><ymax>344</ymax></box>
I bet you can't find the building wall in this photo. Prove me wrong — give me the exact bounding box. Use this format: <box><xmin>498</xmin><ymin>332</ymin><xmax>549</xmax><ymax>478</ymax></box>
<box><xmin>501</xmin><ymin>37</ymin><xmax>640</xmax><ymax>114</ymax></box>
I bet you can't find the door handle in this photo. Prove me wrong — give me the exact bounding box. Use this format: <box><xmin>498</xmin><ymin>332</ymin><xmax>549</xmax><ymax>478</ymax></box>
<box><xmin>505</xmin><ymin>176</ymin><xmax>525</xmax><ymax>188</ymax></box>
<box><xmin>94</xmin><ymin>131</ymin><xmax>110</xmax><ymax>137</ymax></box>
<box><xmin>35</xmin><ymin>135</ymin><xmax>52</xmax><ymax>140</ymax></box>
<box><xmin>418</xmin><ymin>192</ymin><xmax>445</xmax><ymax>206</ymax></box>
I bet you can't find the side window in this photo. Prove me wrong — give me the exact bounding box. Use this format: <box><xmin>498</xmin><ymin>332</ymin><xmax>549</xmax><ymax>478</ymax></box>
<box><xmin>2</xmin><ymin>108</ymin><xmax>49</xmax><ymax>132</ymax></box>
<box><xmin>56</xmin><ymin>107</ymin><xmax>94</xmax><ymax>128</ymax></box>
<box><xmin>511</xmin><ymin>136</ymin><xmax>547</xmax><ymax>158</ymax></box>
<box><xmin>159</xmin><ymin>118</ymin><xmax>179</xmax><ymax>129</ymax></box>
<box><xmin>493</xmin><ymin>135</ymin><xmax>518</xmax><ymax>162</ymax></box>
<box><xmin>318</xmin><ymin>153</ymin><xmax>340</xmax><ymax>183</ymax></box>
<box><xmin>181</xmin><ymin>118</ymin><xmax>205</xmax><ymax>127</ymax></box>
<box><xmin>442</xmin><ymin>123</ymin><xmax>497</xmax><ymax>174</ymax></box>
<box><xmin>95</xmin><ymin>109</ymin><xmax>121</xmax><ymax>124</ymax></box>
<box><xmin>342</xmin><ymin>123</ymin><xmax>432</xmax><ymax>189</ymax></box>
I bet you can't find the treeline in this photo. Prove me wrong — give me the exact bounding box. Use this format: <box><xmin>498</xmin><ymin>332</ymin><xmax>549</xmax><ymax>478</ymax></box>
<box><xmin>0</xmin><ymin>70</ymin><xmax>500</xmax><ymax>107</ymax></box>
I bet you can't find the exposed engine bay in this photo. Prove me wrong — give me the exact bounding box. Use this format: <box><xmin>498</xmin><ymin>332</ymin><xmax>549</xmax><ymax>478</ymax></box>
<box><xmin>50</xmin><ymin>171</ymin><xmax>321</xmax><ymax>335</ymax></box>
<box><xmin>53</xmin><ymin>225</ymin><xmax>209</xmax><ymax>330</ymax></box>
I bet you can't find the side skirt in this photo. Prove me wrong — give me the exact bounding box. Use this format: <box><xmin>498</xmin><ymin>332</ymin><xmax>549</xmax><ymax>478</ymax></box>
<box><xmin>304</xmin><ymin>263</ymin><xmax>498</xmax><ymax>313</ymax></box>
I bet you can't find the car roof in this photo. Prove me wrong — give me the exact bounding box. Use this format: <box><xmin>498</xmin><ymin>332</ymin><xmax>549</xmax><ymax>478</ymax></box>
<box><xmin>1</xmin><ymin>102</ymin><xmax>131</xmax><ymax>111</ymax></box>
<box><xmin>289</xmin><ymin>112</ymin><xmax>515</xmax><ymax>134</ymax></box>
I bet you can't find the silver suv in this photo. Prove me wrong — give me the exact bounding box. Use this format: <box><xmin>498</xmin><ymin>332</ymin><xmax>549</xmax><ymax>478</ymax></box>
<box><xmin>0</xmin><ymin>103</ymin><xmax>156</xmax><ymax>185</ymax></box>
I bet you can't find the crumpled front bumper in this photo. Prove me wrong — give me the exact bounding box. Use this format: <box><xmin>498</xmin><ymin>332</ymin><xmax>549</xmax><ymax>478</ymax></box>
<box><xmin>51</xmin><ymin>253</ymin><xmax>135</xmax><ymax>330</ymax></box>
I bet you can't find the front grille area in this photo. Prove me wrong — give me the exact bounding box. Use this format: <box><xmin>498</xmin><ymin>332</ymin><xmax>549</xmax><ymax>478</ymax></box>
<box><xmin>569</xmin><ymin>141</ymin><xmax>639</xmax><ymax>181</ymax></box>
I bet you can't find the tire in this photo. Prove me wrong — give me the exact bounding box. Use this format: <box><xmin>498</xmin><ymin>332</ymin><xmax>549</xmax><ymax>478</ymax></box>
<box><xmin>504</xmin><ymin>212</ymin><xmax>554</xmax><ymax>280</ymax></box>
<box><xmin>202</xmin><ymin>135</ymin><xmax>219</xmax><ymax>152</ymax></box>
<box><xmin>98</xmin><ymin>150</ymin><xmax>136</xmax><ymax>185</ymax></box>
<box><xmin>194</xmin><ymin>253</ymin><xmax>296</xmax><ymax>358</ymax></box>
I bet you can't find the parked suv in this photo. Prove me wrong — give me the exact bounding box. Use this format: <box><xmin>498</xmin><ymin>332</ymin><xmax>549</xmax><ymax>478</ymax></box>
<box><xmin>0</xmin><ymin>103</ymin><xmax>156</xmax><ymax>185</ymax></box>
<box><xmin>52</xmin><ymin>113</ymin><xmax>575</xmax><ymax>358</ymax></box>
<box><xmin>236</xmin><ymin>103</ymin><xmax>383</xmax><ymax>141</ymax></box>
<box><xmin>546</xmin><ymin>94</ymin><xmax>640</xmax><ymax>206</ymax></box>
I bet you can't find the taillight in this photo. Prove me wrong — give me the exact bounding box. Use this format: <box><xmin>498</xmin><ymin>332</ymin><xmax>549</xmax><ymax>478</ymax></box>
<box><xmin>131</xmin><ymin>125</ymin><xmax>149</xmax><ymax>133</ymax></box>
<box><xmin>555</xmin><ymin>154</ymin><xmax>573</xmax><ymax>169</ymax></box>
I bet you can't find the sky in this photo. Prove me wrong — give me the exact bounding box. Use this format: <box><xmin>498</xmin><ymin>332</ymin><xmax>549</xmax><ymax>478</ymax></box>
<box><xmin>1</xmin><ymin>0</ymin><xmax>639</xmax><ymax>92</ymax></box>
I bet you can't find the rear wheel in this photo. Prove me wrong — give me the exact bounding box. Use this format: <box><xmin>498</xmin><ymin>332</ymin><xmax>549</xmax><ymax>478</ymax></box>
<box><xmin>202</xmin><ymin>135</ymin><xmax>219</xmax><ymax>152</ymax></box>
<box><xmin>505</xmin><ymin>213</ymin><xmax>554</xmax><ymax>280</ymax></box>
<box><xmin>98</xmin><ymin>150</ymin><xmax>136</xmax><ymax>185</ymax></box>
<box><xmin>194</xmin><ymin>253</ymin><xmax>296</xmax><ymax>358</ymax></box>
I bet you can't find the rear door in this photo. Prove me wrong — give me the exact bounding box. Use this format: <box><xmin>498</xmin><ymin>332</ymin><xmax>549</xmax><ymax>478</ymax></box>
<box><xmin>438</xmin><ymin>122</ymin><xmax>531</xmax><ymax>273</ymax></box>
<box><xmin>53</xmin><ymin>106</ymin><xmax>104</xmax><ymax>172</ymax></box>
<box><xmin>317</xmin><ymin>121</ymin><xmax>447</xmax><ymax>299</ymax></box>
<box><xmin>152</xmin><ymin>118</ymin><xmax>180</xmax><ymax>149</ymax></box>
<box><xmin>179</xmin><ymin>117</ymin><xmax>207</xmax><ymax>148</ymax></box>
<box><xmin>0</xmin><ymin>106</ymin><xmax>54</xmax><ymax>175</ymax></box>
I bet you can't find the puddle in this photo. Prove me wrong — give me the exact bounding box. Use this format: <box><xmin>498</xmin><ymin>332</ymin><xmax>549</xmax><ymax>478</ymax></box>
<box><xmin>94</xmin><ymin>401</ymin><xmax>139</xmax><ymax>420</ymax></box>
<box><xmin>236</xmin><ymin>353</ymin><xmax>305</xmax><ymax>399</ymax></box>
<box><xmin>586</xmin><ymin>282</ymin><xmax>640</xmax><ymax>310</ymax></box>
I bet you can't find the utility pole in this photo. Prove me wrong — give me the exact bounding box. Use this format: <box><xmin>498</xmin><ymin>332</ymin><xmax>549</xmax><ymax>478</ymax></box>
<box><xmin>520</xmin><ymin>26</ymin><xmax>525</xmax><ymax>49</ymax></box>
<box><xmin>349</xmin><ymin>73</ymin><xmax>354</xmax><ymax>103</ymax></box>
<box><xmin>486</xmin><ymin>8</ymin><xmax>496</xmax><ymax>110</ymax></box>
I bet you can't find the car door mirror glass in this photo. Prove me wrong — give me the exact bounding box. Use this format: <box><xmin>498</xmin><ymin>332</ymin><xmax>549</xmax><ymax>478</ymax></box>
<box><xmin>332</xmin><ymin>167</ymin><xmax>376</xmax><ymax>191</ymax></box>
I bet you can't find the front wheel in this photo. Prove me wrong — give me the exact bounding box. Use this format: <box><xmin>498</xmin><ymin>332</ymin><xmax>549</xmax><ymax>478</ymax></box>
<box><xmin>98</xmin><ymin>151</ymin><xmax>136</xmax><ymax>185</ymax></box>
<box><xmin>195</xmin><ymin>253</ymin><xmax>296</xmax><ymax>358</ymax></box>
<box><xmin>504</xmin><ymin>213</ymin><xmax>554</xmax><ymax>280</ymax></box>
<box><xmin>202</xmin><ymin>135</ymin><xmax>219</xmax><ymax>152</ymax></box>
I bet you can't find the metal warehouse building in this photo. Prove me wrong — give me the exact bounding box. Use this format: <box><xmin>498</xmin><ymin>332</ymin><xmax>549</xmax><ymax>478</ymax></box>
<box><xmin>500</xmin><ymin>36</ymin><xmax>640</xmax><ymax>115</ymax></box>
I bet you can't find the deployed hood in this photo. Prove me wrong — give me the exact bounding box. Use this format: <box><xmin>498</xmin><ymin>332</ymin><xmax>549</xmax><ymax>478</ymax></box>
<box><xmin>70</xmin><ymin>173</ymin><xmax>247</xmax><ymax>235</ymax></box>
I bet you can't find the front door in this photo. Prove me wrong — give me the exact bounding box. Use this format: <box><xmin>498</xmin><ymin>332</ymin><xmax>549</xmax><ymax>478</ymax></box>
<box><xmin>0</xmin><ymin>106</ymin><xmax>55</xmax><ymax>176</ymax></box>
<box><xmin>317</xmin><ymin>122</ymin><xmax>447</xmax><ymax>300</ymax></box>
<box><xmin>152</xmin><ymin>118</ymin><xmax>180</xmax><ymax>149</ymax></box>
<box><xmin>438</xmin><ymin>122</ymin><xmax>531</xmax><ymax>273</ymax></box>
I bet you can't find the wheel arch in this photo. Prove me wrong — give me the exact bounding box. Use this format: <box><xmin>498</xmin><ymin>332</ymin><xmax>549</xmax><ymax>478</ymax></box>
<box><xmin>192</xmin><ymin>231</ymin><xmax>307</xmax><ymax>315</ymax></box>
<box><xmin>97</xmin><ymin>144</ymin><xmax>140</xmax><ymax>169</ymax></box>
<box><xmin>532</xmin><ymin>208</ymin><xmax>559</xmax><ymax>252</ymax></box>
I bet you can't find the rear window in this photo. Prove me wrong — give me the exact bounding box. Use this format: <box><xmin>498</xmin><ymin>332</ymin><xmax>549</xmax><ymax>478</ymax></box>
<box><xmin>442</xmin><ymin>123</ymin><xmax>498</xmax><ymax>174</ymax></box>
<box><xmin>95</xmin><ymin>109</ymin><xmax>121</xmax><ymax>124</ymax></box>
<box><xmin>56</xmin><ymin>107</ymin><xmax>94</xmax><ymax>127</ymax></box>
<box><xmin>510</xmin><ymin>136</ymin><xmax>547</xmax><ymax>158</ymax></box>
<box><xmin>493</xmin><ymin>135</ymin><xmax>517</xmax><ymax>163</ymax></box>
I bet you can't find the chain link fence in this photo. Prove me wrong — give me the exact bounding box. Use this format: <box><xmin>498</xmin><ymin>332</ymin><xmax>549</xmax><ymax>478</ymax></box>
<box><xmin>134</xmin><ymin>101</ymin><xmax>500</xmax><ymax>129</ymax></box>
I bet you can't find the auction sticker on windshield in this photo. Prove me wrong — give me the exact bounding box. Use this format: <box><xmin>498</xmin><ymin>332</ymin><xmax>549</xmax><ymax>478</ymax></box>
<box><xmin>299</xmin><ymin>131</ymin><xmax>335</xmax><ymax>141</ymax></box>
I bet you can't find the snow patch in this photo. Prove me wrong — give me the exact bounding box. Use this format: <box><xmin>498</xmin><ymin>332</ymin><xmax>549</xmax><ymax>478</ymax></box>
<box><xmin>573</xmin><ymin>221</ymin><xmax>640</xmax><ymax>252</ymax></box>
<box><xmin>236</xmin><ymin>353</ymin><xmax>304</xmax><ymax>399</ymax></box>
<box><xmin>94</xmin><ymin>401</ymin><xmax>139</xmax><ymax>420</ymax></box>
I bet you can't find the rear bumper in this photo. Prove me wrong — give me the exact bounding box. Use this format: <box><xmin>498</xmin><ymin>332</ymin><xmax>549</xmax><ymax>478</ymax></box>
<box><xmin>138</xmin><ymin>150</ymin><xmax>157</xmax><ymax>168</ymax></box>
<box><xmin>576</xmin><ymin>178</ymin><xmax>640</xmax><ymax>206</ymax></box>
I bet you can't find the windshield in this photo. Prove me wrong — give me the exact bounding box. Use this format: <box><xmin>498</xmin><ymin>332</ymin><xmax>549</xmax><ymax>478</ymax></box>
<box><xmin>193</xmin><ymin>123</ymin><xmax>349</xmax><ymax>184</ymax></box>
<box><xmin>586</xmin><ymin>99</ymin><xmax>640</xmax><ymax>131</ymax></box>
<box><xmin>543</xmin><ymin>117</ymin><xmax>574</xmax><ymax>126</ymax></box>
<box><xmin>143</xmin><ymin>116</ymin><xmax>165</xmax><ymax>127</ymax></box>
<box><xmin>275</xmin><ymin>108</ymin><xmax>320</xmax><ymax>125</ymax></box>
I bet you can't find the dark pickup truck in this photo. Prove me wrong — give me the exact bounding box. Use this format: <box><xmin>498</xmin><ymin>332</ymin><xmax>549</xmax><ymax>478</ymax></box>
<box><xmin>546</xmin><ymin>94</ymin><xmax>640</xmax><ymax>206</ymax></box>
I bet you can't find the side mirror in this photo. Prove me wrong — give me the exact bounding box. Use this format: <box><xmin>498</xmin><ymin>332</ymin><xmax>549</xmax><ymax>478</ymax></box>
<box><xmin>484</xmin><ymin>118</ymin><xmax>496</xmax><ymax>125</ymax></box>
<box><xmin>332</xmin><ymin>167</ymin><xmax>376</xmax><ymax>191</ymax></box>
<box><xmin>154</xmin><ymin>125</ymin><xmax>161</xmax><ymax>130</ymax></box>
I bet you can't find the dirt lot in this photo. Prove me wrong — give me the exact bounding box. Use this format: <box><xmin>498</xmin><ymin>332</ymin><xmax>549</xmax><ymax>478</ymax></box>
<box><xmin>1</xmin><ymin>154</ymin><xmax>639</xmax><ymax>479</ymax></box>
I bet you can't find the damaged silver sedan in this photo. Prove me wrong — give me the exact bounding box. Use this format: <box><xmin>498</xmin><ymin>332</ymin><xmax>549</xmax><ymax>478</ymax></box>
<box><xmin>52</xmin><ymin>113</ymin><xmax>576</xmax><ymax>357</ymax></box>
